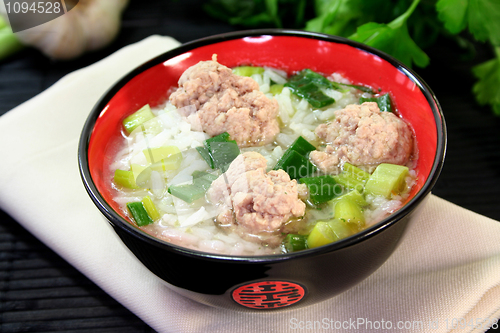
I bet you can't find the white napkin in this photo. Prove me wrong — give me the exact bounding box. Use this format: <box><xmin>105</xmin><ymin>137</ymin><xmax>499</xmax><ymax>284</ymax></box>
<box><xmin>1</xmin><ymin>35</ymin><xmax>500</xmax><ymax>333</ymax></box>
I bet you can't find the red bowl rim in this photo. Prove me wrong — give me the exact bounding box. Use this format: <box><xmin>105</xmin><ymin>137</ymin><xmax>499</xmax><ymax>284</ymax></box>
<box><xmin>78</xmin><ymin>29</ymin><xmax>447</xmax><ymax>263</ymax></box>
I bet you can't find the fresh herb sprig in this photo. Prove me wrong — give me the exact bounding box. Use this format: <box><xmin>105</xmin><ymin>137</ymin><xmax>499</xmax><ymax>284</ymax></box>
<box><xmin>204</xmin><ymin>0</ymin><xmax>500</xmax><ymax>116</ymax></box>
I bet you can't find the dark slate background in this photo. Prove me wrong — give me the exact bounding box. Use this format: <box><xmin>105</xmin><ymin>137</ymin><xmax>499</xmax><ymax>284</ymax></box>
<box><xmin>1</xmin><ymin>0</ymin><xmax>499</xmax><ymax>331</ymax></box>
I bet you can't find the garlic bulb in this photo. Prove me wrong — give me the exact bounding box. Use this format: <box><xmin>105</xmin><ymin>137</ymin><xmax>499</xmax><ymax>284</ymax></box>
<box><xmin>14</xmin><ymin>0</ymin><xmax>129</xmax><ymax>60</ymax></box>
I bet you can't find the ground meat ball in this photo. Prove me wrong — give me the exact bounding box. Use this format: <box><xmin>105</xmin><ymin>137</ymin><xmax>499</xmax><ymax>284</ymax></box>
<box><xmin>310</xmin><ymin>102</ymin><xmax>413</xmax><ymax>173</ymax></box>
<box><xmin>169</xmin><ymin>55</ymin><xmax>280</xmax><ymax>147</ymax></box>
<box><xmin>207</xmin><ymin>152</ymin><xmax>306</xmax><ymax>246</ymax></box>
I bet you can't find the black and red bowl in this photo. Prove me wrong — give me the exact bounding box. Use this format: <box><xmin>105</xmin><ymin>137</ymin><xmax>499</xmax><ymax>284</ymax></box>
<box><xmin>78</xmin><ymin>29</ymin><xmax>446</xmax><ymax>311</ymax></box>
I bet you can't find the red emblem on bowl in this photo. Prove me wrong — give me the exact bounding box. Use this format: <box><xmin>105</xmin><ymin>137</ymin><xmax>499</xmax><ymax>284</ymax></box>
<box><xmin>232</xmin><ymin>281</ymin><xmax>306</xmax><ymax>309</ymax></box>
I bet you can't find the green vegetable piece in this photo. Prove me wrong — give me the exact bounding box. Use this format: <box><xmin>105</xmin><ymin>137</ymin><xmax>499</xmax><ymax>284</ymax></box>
<box><xmin>114</xmin><ymin>169</ymin><xmax>139</xmax><ymax>189</ymax></box>
<box><xmin>337</xmin><ymin>82</ymin><xmax>375</xmax><ymax>94</ymax></box>
<box><xmin>307</xmin><ymin>216</ymin><xmax>360</xmax><ymax>249</ymax></box>
<box><xmin>127</xmin><ymin>202</ymin><xmax>154</xmax><ymax>226</ymax></box>
<box><xmin>284</xmin><ymin>69</ymin><xmax>336</xmax><ymax>108</ymax></box>
<box><xmin>332</xmin><ymin>163</ymin><xmax>370</xmax><ymax>193</ymax></box>
<box><xmin>283</xmin><ymin>234</ymin><xmax>308</xmax><ymax>253</ymax></box>
<box><xmin>331</xmin><ymin>189</ymin><xmax>368</xmax><ymax>207</ymax></box>
<box><xmin>206</xmin><ymin>141</ymin><xmax>240</xmax><ymax>172</ymax></box>
<box><xmin>364</xmin><ymin>163</ymin><xmax>409</xmax><ymax>198</ymax></box>
<box><xmin>359</xmin><ymin>93</ymin><xmax>394</xmax><ymax>112</ymax></box>
<box><xmin>143</xmin><ymin>146</ymin><xmax>182</xmax><ymax>169</ymax></box>
<box><xmin>288</xmin><ymin>136</ymin><xmax>316</xmax><ymax>157</ymax></box>
<box><xmin>274</xmin><ymin>149</ymin><xmax>317</xmax><ymax>180</ymax></box>
<box><xmin>167</xmin><ymin>184</ymin><xmax>206</xmax><ymax>203</ymax></box>
<box><xmin>168</xmin><ymin>170</ymin><xmax>217</xmax><ymax>203</ymax></box>
<box><xmin>130</xmin><ymin>146</ymin><xmax>183</xmax><ymax>190</ymax></box>
<box><xmin>196</xmin><ymin>132</ymin><xmax>240</xmax><ymax>170</ymax></box>
<box><xmin>299</xmin><ymin>175</ymin><xmax>340</xmax><ymax>205</ymax></box>
<box><xmin>196</xmin><ymin>146</ymin><xmax>213</xmax><ymax>168</ymax></box>
<box><xmin>332</xmin><ymin>173</ymin><xmax>365</xmax><ymax>193</ymax></box>
<box><xmin>269</xmin><ymin>84</ymin><xmax>284</xmax><ymax>95</ymax></box>
<box><xmin>206</xmin><ymin>132</ymin><xmax>231</xmax><ymax>143</ymax></box>
<box><xmin>232</xmin><ymin>66</ymin><xmax>265</xmax><ymax>77</ymax></box>
<box><xmin>274</xmin><ymin>136</ymin><xmax>316</xmax><ymax>180</ymax></box>
<box><xmin>307</xmin><ymin>221</ymin><xmax>337</xmax><ymax>249</ymax></box>
<box><xmin>131</xmin><ymin>163</ymin><xmax>156</xmax><ymax>189</ymax></box>
<box><xmin>333</xmin><ymin>197</ymin><xmax>366</xmax><ymax>229</ymax></box>
<box><xmin>192</xmin><ymin>170</ymin><xmax>218</xmax><ymax>191</ymax></box>
<box><xmin>141</xmin><ymin>196</ymin><xmax>161</xmax><ymax>221</ymax></box>
<box><xmin>123</xmin><ymin>104</ymin><xmax>155</xmax><ymax>134</ymax></box>
<box><xmin>342</xmin><ymin>163</ymin><xmax>371</xmax><ymax>182</ymax></box>
<box><xmin>328</xmin><ymin>218</ymin><xmax>358</xmax><ymax>240</ymax></box>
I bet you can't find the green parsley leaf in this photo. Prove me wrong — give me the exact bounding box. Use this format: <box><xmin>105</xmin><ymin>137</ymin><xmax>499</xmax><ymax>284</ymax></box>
<box><xmin>264</xmin><ymin>0</ymin><xmax>281</xmax><ymax>28</ymax></box>
<box><xmin>305</xmin><ymin>0</ymin><xmax>343</xmax><ymax>33</ymax></box>
<box><xmin>437</xmin><ymin>0</ymin><xmax>500</xmax><ymax>45</ymax></box>
<box><xmin>468</xmin><ymin>0</ymin><xmax>500</xmax><ymax>45</ymax></box>
<box><xmin>204</xmin><ymin>0</ymin><xmax>310</xmax><ymax>28</ymax></box>
<box><xmin>348</xmin><ymin>0</ymin><xmax>429</xmax><ymax>68</ymax></box>
<box><xmin>472</xmin><ymin>49</ymin><xmax>500</xmax><ymax>116</ymax></box>
<box><xmin>436</xmin><ymin>0</ymin><xmax>468</xmax><ymax>34</ymax></box>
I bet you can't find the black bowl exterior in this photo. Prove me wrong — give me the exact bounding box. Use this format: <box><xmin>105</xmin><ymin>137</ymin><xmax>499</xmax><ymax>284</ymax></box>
<box><xmin>79</xmin><ymin>29</ymin><xmax>446</xmax><ymax>312</ymax></box>
<box><xmin>110</xmin><ymin>197</ymin><xmax>426</xmax><ymax>311</ymax></box>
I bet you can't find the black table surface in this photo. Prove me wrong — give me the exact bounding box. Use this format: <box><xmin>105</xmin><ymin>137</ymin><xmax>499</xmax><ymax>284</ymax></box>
<box><xmin>1</xmin><ymin>0</ymin><xmax>499</xmax><ymax>332</ymax></box>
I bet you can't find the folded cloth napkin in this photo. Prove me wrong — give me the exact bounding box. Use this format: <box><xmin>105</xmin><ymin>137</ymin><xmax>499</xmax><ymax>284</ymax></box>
<box><xmin>1</xmin><ymin>35</ymin><xmax>500</xmax><ymax>333</ymax></box>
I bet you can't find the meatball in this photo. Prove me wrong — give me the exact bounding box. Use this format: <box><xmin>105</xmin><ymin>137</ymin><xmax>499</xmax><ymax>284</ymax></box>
<box><xmin>169</xmin><ymin>55</ymin><xmax>280</xmax><ymax>147</ymax></box>
<box><xmin>207</xmin><ymin>152</ymin><xmax>306</xmax><ymax>246</ymax></box>
<box><xmin>310</xmin><ymin>102</ymin><xmax>414</xmax><ymax>173</ymax></box>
